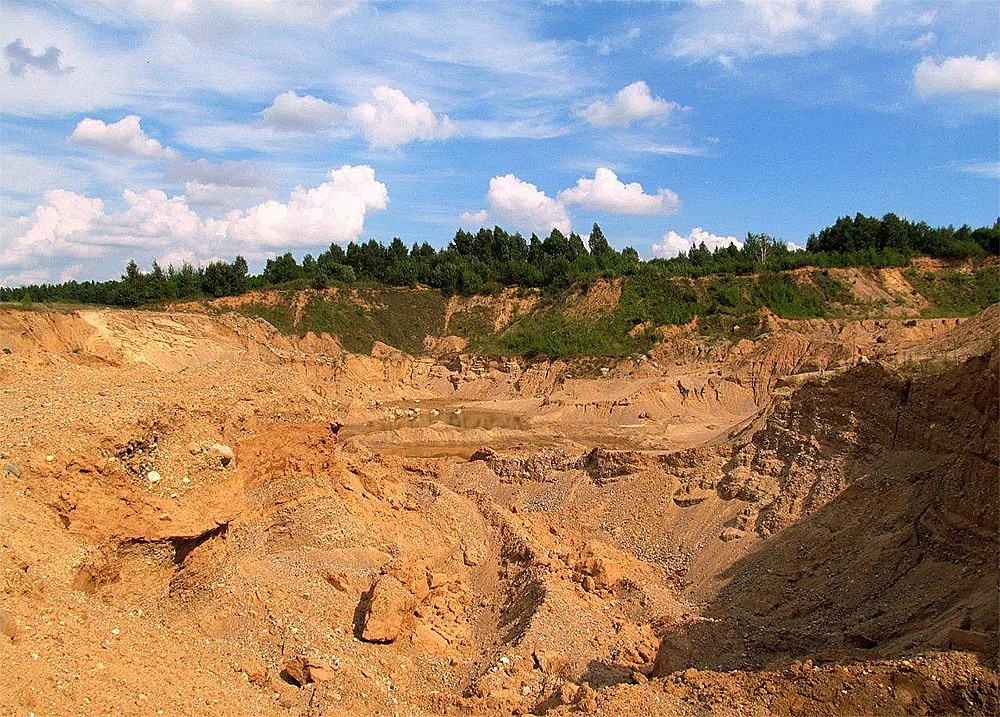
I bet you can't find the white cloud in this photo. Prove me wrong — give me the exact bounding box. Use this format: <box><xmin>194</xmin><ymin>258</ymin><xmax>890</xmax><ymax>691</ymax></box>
<box><xmin>1</xmin><ymin>189</ymin><xmax>106</xmax><ymax>266</ymax></box>
<box><xmin>652</xmin><ymin>227</ymin><xmax>741</xmax><ymax>258</ymax></box>
<box><xmin>459</xmin><ymin>209</ymin><xmax>490</xmax><ymax>227</ymax></box>
<box><xmin>350</xmin><ymin>86</ymin><xmax>455</xmax><ymax>149</ymax></box>
<box><xmin>225</xmin><ymin>164</ymin><xmax>388</xmax><ymax>246</ymax></box>
<box><xmin>68</xmin><ymin>0</ymin><xmax>363</xmax><ymax>27</ymax></box>
<box><xmin>959</xmin><ymin>161</ymin><xmax>1000</xmax><ymax>180</ymax></box>
<box><xmin>1</xmin><ymin>165</ymin><xmax>387</xmax><ymax>276</ymax></box>
<box><xmin>635</xmin><ymin>143</ymin><xmax>710</xmax><ymax>157</ymax></box>
<box><xmin>581</xmin><ymin>81</ymin><xmax>679</xmax><ymax>127</ymax></box>
<box><xmin>902</xmin><ymin>32</ymin><xmax>935</xmax><ymax>51</ymax></box>
<box><xmin>557</xmin><ymin>168</ymin><xmax>680</xmax><ymax>215</ymax></box>
<box><xmin>913</xmin><ymin>54</ymin><xmax>1000</xmax><ymax>96</ymax></box>
<box><xmin>587</xmin><ymin>26</ymin><xmax>641</xmax><ymax>56</ymax></box>
<box><xmin>262</xmin><ymin>90</ymin><xmax>341</xmax><ymax>131</ymax></box>
<box><xmin>70</xmin><ymin>116</ymin><xmax>178</xmax><ymax>160</ymax></box>
<box><xmin>671</xmin><ymin>0</ymin><xmax>884</xmax><ymax>61</ymax></box>
<box><xmin>480</xmin><ymin>174</ymin><xmax>571</xmax><ymax>235</ymax></box>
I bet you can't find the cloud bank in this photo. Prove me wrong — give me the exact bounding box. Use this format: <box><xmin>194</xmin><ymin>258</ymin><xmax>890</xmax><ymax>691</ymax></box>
<box><xmin>2</xmin><ymin>165</ymin><xmax>387</xmax><ymax>280</ymax></box>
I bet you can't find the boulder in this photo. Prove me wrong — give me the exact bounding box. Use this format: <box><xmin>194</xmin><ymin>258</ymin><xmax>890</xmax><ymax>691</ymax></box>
<box><xmin>283</xmin><ymin>656</ymin><xmax>336</xmax><ymax>686</ymax></box>
<box><xmin>360</xmin><ymin>574</ymin><xmax>416</xmax><ymax>643</ymax></box>
<box><xmin>209</xmin><ymin>443</ymin><xmax>234</xmax><ymax>466</ymax></box>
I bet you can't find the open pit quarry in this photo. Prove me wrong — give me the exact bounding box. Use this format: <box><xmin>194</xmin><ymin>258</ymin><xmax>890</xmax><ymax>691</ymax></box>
<box><xmin>1</xmin><ymin>296</ymin><xmax>997</xmax><ymax>716</ymax></box>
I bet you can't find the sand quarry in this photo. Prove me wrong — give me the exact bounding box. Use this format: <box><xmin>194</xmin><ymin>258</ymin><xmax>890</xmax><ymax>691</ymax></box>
<box><xmin>1</xmin><ymin>300</ymin><xmax>997</xmax><ymax>716</ymax></box>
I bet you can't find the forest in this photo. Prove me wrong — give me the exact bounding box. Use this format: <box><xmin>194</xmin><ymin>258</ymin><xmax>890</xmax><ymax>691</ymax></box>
<box><xmin>2</xmin><ymin>213</ymin><xmax>998</xmax><ymax>307</ymax></box>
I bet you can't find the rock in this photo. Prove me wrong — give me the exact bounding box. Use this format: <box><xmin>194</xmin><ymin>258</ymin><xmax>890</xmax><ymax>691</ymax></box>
<box><xmin>147</xmin><ymin>471</ymin><xmax>161</xmax><ymax>483</ymax></box>
<box><xmin>187</xmin><ymin>442</ymin><xmax>202</xmax><ymax>455</ymax></box>
<box><xmin>651</xmin><ymin>631</ymin><xmax>696</xmax><ymax>677</ymax></box>
<box><xmin>673</xmin><ymin>489</ymin><xmax>712</xmax><ymax>507</ymax></box>
<box><xmin>1</xmin><ymin>610</ymin><xmax>18</xmax><ymax>641</ymax></box>
<box><xmin>947</xmin><ymin>628</ymin><xmax>994</xmax><ymax>655</ymax></box>
<box><xmin>283</xmin><ymin>656</ymin><xmax>336</xmax><ymax>686</ymax></box>
<box><xmin>5</xmin><ymin>462</ymin><xmax>21</xmax><ymax>477</ymax></box>
<box><xmin>235</xmin><ymin>654</ymin><xmax>268</xmax><ymax>685</ymax></box>
<box><xmin>209</xmin><ymin>443</ymin><xmax>234</xmax><ymax>466</ymax></box>
<box><xmin>323</xmin><ymin>570</ymin><xmax>352</xmax><ymax>592</ymax></box>
<box><xmin>360</xmin><ymin>574</ymin><xmax>416</xmax><ymax>644</ymax></box>
<box><xmin>719</xmin><ymin>527</ymin><xmax>744</xmax><ymax>542</ymax></box>
<box><xmin>532</xmin><ymin>650</ymin><xmax>568</xmax><ymax>675</ymax></box>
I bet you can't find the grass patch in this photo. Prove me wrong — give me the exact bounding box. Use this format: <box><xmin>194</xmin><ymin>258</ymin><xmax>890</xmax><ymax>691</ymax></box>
<box><xmin>297</xmin><ymin>288</ymin><xmax>447</xmax><ymax>354</ymax></box>
<box><xmin>448</xmin><ymin>304</ymin><xmax>495</xmax><ymax>342</ymax></box>
<box><xmin>904</xmin><ymin>265</ymin><xmax>999</xmax><ymax>317</ymax></box>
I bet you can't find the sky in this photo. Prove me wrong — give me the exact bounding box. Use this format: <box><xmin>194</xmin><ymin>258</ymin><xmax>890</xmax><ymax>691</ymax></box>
<box><xmin>1</xmin><ymin>0</ymin><xmax>998</xmax><ymax>286</ymax></box>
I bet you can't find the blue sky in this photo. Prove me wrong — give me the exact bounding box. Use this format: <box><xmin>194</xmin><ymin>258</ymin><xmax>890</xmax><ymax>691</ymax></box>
<box><xmin>1</xmin><ymin>0</ymin><xmax>997</xmax><ymax>285</ymax></box>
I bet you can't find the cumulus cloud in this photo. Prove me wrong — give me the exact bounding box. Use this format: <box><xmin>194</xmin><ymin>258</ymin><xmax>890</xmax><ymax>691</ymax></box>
<box><xmin>1</xmin><ymin>165</ymin><xmax>387</xmax><ymax>276</ymax></box>
<box><xmin>226</xmin><ymin>164</ymin><xmax>388</xmax><ymax>246</ymax></box>
<box><xmin>652</xmin><ymin>227</ymin><xmax>741</xmax><ymax>258</ymax></box>
<box><xmin>1</xmin><ymin>189</ymin><xmax>105</xmax><ymax>265</ymax></box>
<box><xmin>262</xmin><ymin>91</ymin><xmax>341</xmax><ymax>131</ymax></box>
<box><xmin>71</xmin><ymin>115</ymin><xmax>178</xmax><ymax>160</ymax></box>
<box><xmin>459</xmin><ymin>209</ymin><xmax>490</xmax><ymax>228</ymax></box>
<box><xmin>913</xmin><ymin>54</ymin><xmax>1000</xmax><ymax>96</ymax></box>
<box><xmin>5</xmin><ymin>39</ymin><xmax>73</xmax><ymax>76</ymax></box>
<box><xmin>257</xmin><ymin>86</ymin><xmax>453</xmax><ymax>148</ymax></box>
<box><xmin>350</xmin><ymin>86</ymin><xmax>455</xmax><ymax>149</ymax></box>
<box><xmin>469</xmin><ymin>174</ymin><xmax>571</xmax><ymax>235</ymax></box>
<box><xmin>464</xmin><ymin>168</ymin><xmax>685</xmax><ymax>233</ymax></box>
<box><xmin>557</xmin><ymin>168</ymin><xmax>680</xmax><ymax>215</ymax></box>
<box><xmin>581</xmin><ymin>81</ymin><xmax>678</xmax><ymax>127</ymax></box>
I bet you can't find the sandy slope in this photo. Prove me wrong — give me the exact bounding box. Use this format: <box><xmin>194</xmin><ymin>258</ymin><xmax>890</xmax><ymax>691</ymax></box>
<box><xmin>1</xmin><ymin>305</ymin><xmax>997</xmax><ymax>716</ymax></box>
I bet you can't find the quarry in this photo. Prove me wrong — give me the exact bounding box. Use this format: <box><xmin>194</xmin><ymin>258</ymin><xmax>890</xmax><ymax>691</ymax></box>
<box><xmin>1</xmin><ymin>268</ymin><xmax>997</xmax><ymax>717</ymax></box>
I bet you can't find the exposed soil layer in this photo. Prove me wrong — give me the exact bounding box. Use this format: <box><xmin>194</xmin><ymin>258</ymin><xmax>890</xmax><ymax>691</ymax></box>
<box><xmin>1</xmin><ymin>304</ymin><xmax>997</xmax><ymax>716</ymax></box>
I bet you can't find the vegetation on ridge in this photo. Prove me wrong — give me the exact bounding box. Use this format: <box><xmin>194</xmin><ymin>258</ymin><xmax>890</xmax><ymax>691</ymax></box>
<box><xmin>2</xmin><ymin>214</ymin><xmax>998</xmax><ymax>308</ymax></box>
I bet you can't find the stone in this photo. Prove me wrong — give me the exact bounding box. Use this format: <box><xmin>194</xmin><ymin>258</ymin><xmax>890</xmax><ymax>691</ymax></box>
<box><xmin>236</xmin><ymin>654</ymin><xmax>268</xmax><ymax>685</ymax></box>
<box><xmin>5</xmin><ymin>462</ymin><xmax>21</xmax><ymax>477</ymax></box>
<box><xmin>187</xmin><ymin>442</ymin><xmax>202</xmax><ymax>455</ymax></box>
<box><xmin>209</xmin><ymin>443</ymin><xmax>234</xmax><ymax>466</ymax></box>
<box><xmin>360</xmin><ymin>575</ymin><xmax>416</xmax><ymax>644</ymax></box>
<box><xmin>719</xmin><ymin>527</ymin><xmax>744</xmax><ymax>542</ymax></box>
<box><xmin>147</xmin><ymin>471</ymin><xmax>161</xmax><ymax>483</ymax></box>
<box><xmin>532</xmin><ymin>650</ymin><xmax>567</xmax><ymax>675</ymax></box>
<box><xmin>283</xmin><ymin>656</ymin><xmax>336</xmax><ymax>686</ymax></box>
<box><xmin>1</xmin><ymin>610</ymin><xmax>18</xmax><ymax>641</ymax></box>
<box><xmin>323</xmin><ymin>570</ymin><xmax>352</xmax><ymax>592</ymax></box>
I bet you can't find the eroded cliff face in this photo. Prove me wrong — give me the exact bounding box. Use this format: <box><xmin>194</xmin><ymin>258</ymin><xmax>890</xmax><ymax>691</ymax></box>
<box><xmin>1</xmin><ymin>305</ymin><xmax>997</xmax><ymax>716</ymax></box>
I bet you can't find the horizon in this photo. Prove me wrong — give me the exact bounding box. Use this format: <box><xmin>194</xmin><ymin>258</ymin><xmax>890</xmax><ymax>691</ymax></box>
<box><xmin>2</xmin><ymin>0</ymin><xmax>998</xmax><ymax>287</ymax></box>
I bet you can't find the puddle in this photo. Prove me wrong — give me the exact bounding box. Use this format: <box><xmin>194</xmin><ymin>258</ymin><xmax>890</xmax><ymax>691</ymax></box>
<box><xmin>340</xmin><ymin>406</ymin><xmax>528</xmax><ymax>439</ymax></box>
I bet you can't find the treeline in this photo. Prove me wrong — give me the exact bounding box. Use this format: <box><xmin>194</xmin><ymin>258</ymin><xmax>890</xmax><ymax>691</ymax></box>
<box><xmin>2</xmin><ymin>214</ymin><xmax>997</xmax><ymax>306</ymax></box>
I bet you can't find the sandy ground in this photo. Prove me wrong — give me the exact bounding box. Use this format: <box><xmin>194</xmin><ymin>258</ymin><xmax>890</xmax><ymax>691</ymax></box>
<box><xmin>1</xmin><ymin>304</ymin><xmax>997</xmax><ymax>716</ymax></box>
